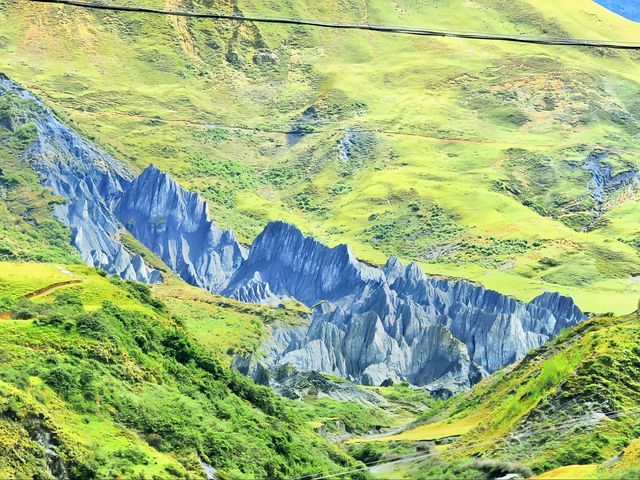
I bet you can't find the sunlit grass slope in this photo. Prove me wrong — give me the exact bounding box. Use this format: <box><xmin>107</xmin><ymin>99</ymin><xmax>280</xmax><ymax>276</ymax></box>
<box><xmin>533</xmin><ymin>464</ymin><xmax>599</xmax><ymax>479</ymax></box>
<box><xmin>1</xmin><ymin>0</ymin><xmax>639</xmax><ymax>313</ymax></box>
<box><xmin>153</xmin><ymin>279</ymin><xmax>310</xmax><ymax>362</ymax></box>
<box><xmin>355</xmin><ymin>311</ymin><xmax>640</xmax><ymax>477</ymax></box>
<box><xmin>0</xmin><ymin>264</ymin><xmax>362</xmax><ymax>479</ymax></box>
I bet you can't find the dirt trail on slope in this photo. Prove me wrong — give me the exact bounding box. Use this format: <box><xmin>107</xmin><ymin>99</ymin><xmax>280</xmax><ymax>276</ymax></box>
<box><xmin>24</xmin><ymin>91</ymin><xmax>560</xmax><ymax>148</ymax></box>
<box><xmin>25</xmin><ymin>280</ymin><xmax>82</xmax><ymax>299</ymax></box>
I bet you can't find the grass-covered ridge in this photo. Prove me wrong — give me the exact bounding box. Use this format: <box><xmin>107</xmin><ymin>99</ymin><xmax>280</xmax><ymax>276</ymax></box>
<box><xmin>1</xmin><ymin>0</ymin><xmax>640</xmax><ymax>313</ymax></box>
<box><xmin>352</xmin><ymin>311</ymin><xmax>640</xmax><ymax>478</ymax></box>
<box><xmin>153</xmin><ymin>280</ymin><xmax>310</xmax><ymax>362</ymax></box>
<box><xmin>0</xmin><ymin>88</ymin><xmax>80</xmax><ymax>264</ymax></box>
<box><xmin>0</xmin><ymin>266</ymin><xmax>365</xmax><ymax>479</ymax></box>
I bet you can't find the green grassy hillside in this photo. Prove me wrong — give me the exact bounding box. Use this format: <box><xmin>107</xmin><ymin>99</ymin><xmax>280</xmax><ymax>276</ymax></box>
<box><xmin>1</xmin><ymin>0</ymin><xmax>639</xmax><ymax>313</ymax></box>
<box><xmin>351</xmin><ymin>311</ymin><xmax>640</xmax><ymax>478</ymax></box>
<box><xmin>2</xmin><ymin>2</ymin><xmax>639</xmax><ymax>477</ymax></box>
<box><xmin>0</xmin><ymin>263</ymin><xmax>366</xmax><ymax>479</ymax></box>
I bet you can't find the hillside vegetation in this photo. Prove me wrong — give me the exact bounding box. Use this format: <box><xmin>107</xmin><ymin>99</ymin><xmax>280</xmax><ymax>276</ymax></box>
<box><xmin>0</xmin><ymin>265</ymin><xmax>364</xmax><ymax>479</ymax></box>
<box><xmin>1</xmin><ymin>0</ymin><xmax>640</xmax><ymax>313</ymax></box>
<box><xmin>351</xmin><ymin>311</ymin><xmax>640</xmax><ymax>478</ymax></box>
<box><xmin>1</xmin><ymin>1</ymin><xmax>639</xmax><ymax>477</ymax></box>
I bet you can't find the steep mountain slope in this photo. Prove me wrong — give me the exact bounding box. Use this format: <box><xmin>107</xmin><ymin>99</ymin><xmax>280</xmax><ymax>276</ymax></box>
<box><xmin>229</xmin><ymin>221</ymin><xmax>585</xmax><ymax>393</ymax></box>
<box><xmin>0</xmin><ymin>73</ymin><xmax>161</xmax><ymax>282</ymax></box>
<box><xmin>1</xmin><ymin>73</ymin><xmax>247</xmax><ymax>288</ymax></box>
<box><xmin>115</xmin><ymin>163</ymin><xmax>247</xmax><ymax>292</ymax></box>
<box><xmin>0</xmin><ymin>72</ymin><xmax>586</xmax><ymax>393</ymax></box>
<box><xmin>0</xmin><ymin>122</ymin><xmax>80</xmax><ymax>264</ymax></box>
<box><xmin>352</xmin><ymin>311</ymin><xmax>640</xmax><ymax>478</ymax></box>
<box><xmin>1</xmin><ymin>0</ymin><xmax>640</xmax><ymax>313</ymax></box>
<box><xmin>0</xmin><ymin>3</ymin><xmax>637</xmax><ymax>476</ymax></box>
<box><xmin>0</xmin><ymin>264</ymin><xmax>362</xmax><ymax>479</ymax></box>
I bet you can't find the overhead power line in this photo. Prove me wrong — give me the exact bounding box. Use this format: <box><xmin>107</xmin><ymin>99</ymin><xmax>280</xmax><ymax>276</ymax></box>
<box><xmin>30</xmin><ymin>0</ymin><xmax>640</xmax><ymax>50</ymax></box>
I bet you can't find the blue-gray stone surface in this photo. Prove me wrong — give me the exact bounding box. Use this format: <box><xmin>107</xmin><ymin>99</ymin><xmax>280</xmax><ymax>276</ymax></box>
<box><xmin>0</xmin><ymin>73</ymin><xmax>161</xmax><ymax>283</ymax></box>
<box><xmin>0</xmin><ymin>74</ymin><xmax>246</xmax><ymax>291</ymax></box>
<box><xmin>115</xmin><ymin>164</ymin><xmax>247</xmax><ymax>292</ymax></box>
<box><xmin>226</xmin><ymin>222</ymin><xmax>586</xmax><ymax>393</ymax></box>
<box><xmin>2</xmin><ymin>72</ymin><xmax>587</xmax><ymax>393</ymax></box>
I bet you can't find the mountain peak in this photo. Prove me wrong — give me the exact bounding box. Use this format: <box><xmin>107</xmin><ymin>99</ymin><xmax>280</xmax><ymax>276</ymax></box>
<box><xmin>115</xmin><ymin>163</ymin><xmax>247</xmax><ymax>292</ymax></box>
<box><xmin>0</xmin><ymin>73</ymin><xmax>159</xmax><ymax>282</ymax></box>
<box><xmin>140</xmin><ymin>162</ymin><xmax>163</xmax><ymax>176</ymax></box>
<box><xmin>137</xmin><ymin>162</ymin><xmax>181</xmax><ymax>193</ymax></box>
<box><xmin>260</xmin><ymin>220</ymin><xmax>304</xmax><ymax>238</ymax></box>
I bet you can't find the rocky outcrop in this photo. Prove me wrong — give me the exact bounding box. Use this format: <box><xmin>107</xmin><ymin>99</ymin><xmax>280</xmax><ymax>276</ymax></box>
<box><xmin>0</xmin><ymin>74</ymin><xmax>160</xmax><ymax>283</ymax></box>
<box><xmin>234</xmin><ymin>354</ymin><xmax>386</xmax><ymax>406</ymax></box>
<box><xmin>583</xmin><ymin>151</ymin><xmax>640</xmax><ymax>224</ymax></box>
<box><xmin>223</xmin><ymin>221</ymin><xmax>383</xmax><ymax>305</ymax></box>
<box><xmin>1</xmin><ymin>73</ymin><xmax>587</xmax><ymax>393</ymax></box>
<box><xmin>227</xmin><ymin>223</ymin><xmax>586</xmax><ymax>392</ymax></box>
<box><xmin>1</xmin><ymin>74</ymin><xmax>246</xmax><ymax>290</ymax></box>
<box><xmin>115</xmin><ymin>164</ymin><xmax>247</xmax><ymax>292</ymax></box>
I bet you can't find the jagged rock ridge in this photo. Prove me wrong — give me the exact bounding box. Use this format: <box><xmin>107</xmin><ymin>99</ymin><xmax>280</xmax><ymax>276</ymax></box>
<box><xmin>1</xmin><ymin>74</ymin><xmax>245</xmax><ymax>291</ymax></box>
<box><xmin>227</xmin><ymin>222</ymin><xmax>586</xmax><ymax>393</ymax></box>
<box><xmin>583</xmin><ymin>151</ymin><xmax>639</xmax><ymax>224</ymax></box>
<box><xmin>233</xmin><ymin>355</ymin><xmax>386</xmax><ymax>406</ymax></box>
<box><xmin>0</xmin><ymin>74</ymin><xmax>160</xmax><ymax>283</ymax></box>
<box><xmin>115</xmin><ymin>164</ymin><xmax>247</xmax><ymax>292</ymax></box>
<box><xmin>2</xmin><ymin>73</ymin><xmax>586</xmax><ymax>393</ymax></box>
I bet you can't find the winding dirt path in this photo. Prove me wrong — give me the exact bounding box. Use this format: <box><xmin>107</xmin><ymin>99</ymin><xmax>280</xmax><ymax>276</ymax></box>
<box><xmin>25</xmin><ymin>280</ymin><xmax>82</xmax><ymax>299</ymax></box>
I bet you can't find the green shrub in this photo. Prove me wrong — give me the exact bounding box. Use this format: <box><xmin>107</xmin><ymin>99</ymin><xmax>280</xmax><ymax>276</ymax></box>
<box><xmin>162</xmin><ymin>331</ymin><xmax>197</xmax><ymax>364</ymax></box>
<box><xmin>75</xmin><ymin>312</ymin><xmax>109</xmax><ymax>339</ymax></box>
<box><xmin>53</xmin><ymin>290</ymin><xmax>83</xmax><ymax>308</ymax></box>
<box><xmin>605</xmin><ymin>466</ymin><xmax>640</xmax><ymax>479</ymax></box>
<box><xmin>348</xmin><ymin>443</ymin><xmax>384</xmax><ymax>464</ymax></box>
<box><xmin>12</xmin><ymin>298</ymin><xmax>41</xmax><ymax>320</ymax></box>
<box><xmin>0</xmin><ymin>294</ymin><xmax>15</xmax><ymax>312</ymax></box>
<box><xmin>0</xmin><ymin>280</ymin><xmax>359</xmax><ymax>478</ymax></box>
<box><xmin>110</xmin><ymin>278</ymin><xmax>166</xmax><ymax>312</ymax></box>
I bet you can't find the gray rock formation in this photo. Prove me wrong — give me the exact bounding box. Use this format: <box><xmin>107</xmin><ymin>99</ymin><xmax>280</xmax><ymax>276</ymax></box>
<box><xmin>1</xmin><ymin>73</ymin><xmax>587</xmax><ymax>393</ymax></box>
<box><xmin>223</xmin><ymin>221</ymin><xmax>384</xmax><ymax>305</ymax></box>
<box><xmin>226</xmin><ymin>222</ymin><xmax>586</xmax><ymax>392</ymax></box>
<box><xmin>115</xmin><ymin>164</ymin><xmax>247</xmax><ymax>292</ymax></box>
<box><xmin>0</xmin><ymin>73</ymin><xmax>160</xmax><ymax>282</ymax></box>
<box><xmin>1</xmin><ymin>74</ymin><xmax>246</xmax><ymax>291</ymax></box>
<box><xmin>233</xmin><ymin>354</ymin><xmax>386</xmax><ymax>406</ymax></box>
<box><xmin>583</xmin><ymin>151</ymin><xmax>639</xmax><ymax>222</ymax></box>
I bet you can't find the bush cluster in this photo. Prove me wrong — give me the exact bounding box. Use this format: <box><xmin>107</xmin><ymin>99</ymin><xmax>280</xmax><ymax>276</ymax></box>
<box><xmin>0</xmin><ymin>287</ymin><xmax>358</xmax><ymax>479</ymax></box>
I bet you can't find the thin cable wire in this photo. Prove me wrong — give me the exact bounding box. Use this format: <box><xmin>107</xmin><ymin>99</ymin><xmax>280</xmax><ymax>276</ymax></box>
<box><xmin>29</xmin><ymin>0</ymin><xmax>640</xmax><ymax>50</ymax></box>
